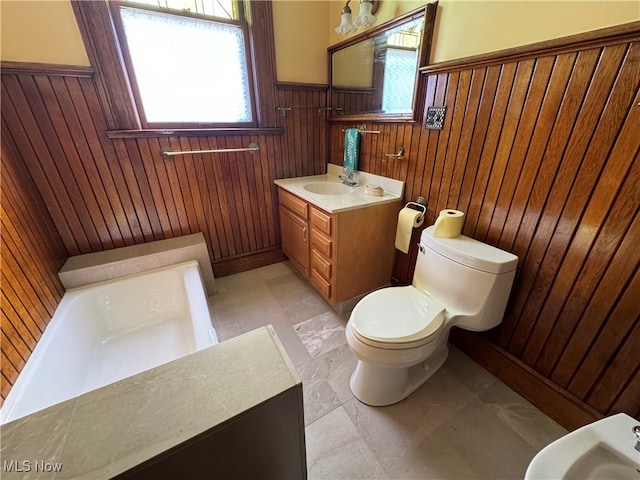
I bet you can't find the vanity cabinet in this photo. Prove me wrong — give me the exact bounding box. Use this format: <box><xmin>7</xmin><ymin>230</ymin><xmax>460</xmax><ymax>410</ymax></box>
<box><xmin>278</xmin><ymin>187</ymin><xmax>400</xmax><ymax>309</ymax></box>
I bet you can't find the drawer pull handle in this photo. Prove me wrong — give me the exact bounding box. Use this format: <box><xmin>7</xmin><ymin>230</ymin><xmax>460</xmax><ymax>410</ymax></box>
<box><xmin>303</xmin><ymin>226</ymin><xmax>307</xmax><ymax>242</ymax></box>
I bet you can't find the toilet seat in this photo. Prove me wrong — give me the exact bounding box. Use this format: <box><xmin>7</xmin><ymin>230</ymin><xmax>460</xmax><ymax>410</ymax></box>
<box><xmin>350</xmin><ymin>286</ymin><xmax>446</xmax><ymax>349</ymax></box>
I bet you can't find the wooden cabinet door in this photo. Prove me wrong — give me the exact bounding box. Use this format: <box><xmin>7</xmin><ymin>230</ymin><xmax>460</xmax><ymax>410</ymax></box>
<box><xmin>279</xmin><ymin>206</ymin><xmax>309</xmax><ymax>277</ymax></box>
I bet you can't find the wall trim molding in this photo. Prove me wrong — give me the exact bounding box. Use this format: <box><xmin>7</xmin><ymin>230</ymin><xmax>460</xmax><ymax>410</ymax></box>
<box><xmin>450</xmin><ymin>329</ymin><xmax>603</xmax><ymax>431</ymax></box>
<box><xmin>0</xmin><ymin>61</ymin><xmax>94</xmax><ymax>77</ymax></box>
<box><xmin>106</xmin><ymin>127</ymin><xmax>284</xmax><ymax>139</ymax></box>
<box><xmin>421</xmin><ymin>21</ymin><xmax>640</xmax><ymax>75</ymax></box>
<box><xmin>275</xmin><ymin>81</ymin><xmax>328</xmax><ymax>92</ymax></box>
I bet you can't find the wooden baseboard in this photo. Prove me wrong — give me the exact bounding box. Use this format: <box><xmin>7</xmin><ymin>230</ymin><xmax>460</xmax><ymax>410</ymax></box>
<box><xmin>450</xmin><ymin>329</ymin><xmax>602</xmax><ymax>431</ymax></box>
<box><xmin>212</xmin><ymin>247</ymin><xmax>287</xmax><ymax>278</ymax></box>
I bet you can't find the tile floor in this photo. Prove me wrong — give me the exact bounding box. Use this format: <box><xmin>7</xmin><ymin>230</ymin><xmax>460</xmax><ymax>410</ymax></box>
<box><xmin>208</xmin><ymin>261</ymin><xmax>568</xmax><ymax>480</ymax></box>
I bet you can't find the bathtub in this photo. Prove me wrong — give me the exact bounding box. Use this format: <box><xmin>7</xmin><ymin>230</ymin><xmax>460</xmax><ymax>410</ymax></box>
<box><xmin>1</xmin><ymin>260</ymin><xmax>217</xmax><ymax>424</ymax></box>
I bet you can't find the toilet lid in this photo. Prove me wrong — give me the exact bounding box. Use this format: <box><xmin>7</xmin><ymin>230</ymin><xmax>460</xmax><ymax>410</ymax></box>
<box><xmin>350</xmin><ymin>286</ymin><xmax>445</xmax><ymax>344</ymax></box>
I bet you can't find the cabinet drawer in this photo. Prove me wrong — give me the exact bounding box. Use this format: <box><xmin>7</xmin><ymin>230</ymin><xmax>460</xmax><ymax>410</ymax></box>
<box><xmin>279</xmin><ymin>189</ymin><xmax>308</xmax><ymax>219</ymax></box>
<box><xmin>310</xmin><ymin>229</ymin><xmax>333</xmax><ymax>259</ymax></box>
<box><xmin>310</xmin><ymin>207</ymin><xmax>332</xmax><ymax>236</ymax></box>
<box><xmin>310</xmin><ymin>269</ymin><xmax>332</xmax><ymax>300</ymax></box>
<box><xmin>311</xmin><ymin>249</ymin><xmax>332</xmax><ymax>281</ymax></box>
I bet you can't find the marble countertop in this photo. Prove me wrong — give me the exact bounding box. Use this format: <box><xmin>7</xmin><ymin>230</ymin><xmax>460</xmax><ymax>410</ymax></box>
<box><xmin>0</xmin><ymin>326</ymin><xmax>300</xmax><ymax>479</ymax></box>
<box><xmin>274</xmin><ymin>164</ymin><xmax>405</xmax><ymax>213</ymax></box>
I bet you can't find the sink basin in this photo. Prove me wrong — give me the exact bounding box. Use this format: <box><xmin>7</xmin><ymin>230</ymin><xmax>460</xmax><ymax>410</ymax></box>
<box><xmin>303</xmin><ymin>182</ymin><xmax>354</xmax><ymax>195</ymax></box>
<box><xmin>525</xmin><ymin>413</ymin><xmax>640</xmax><ymax>480</ymax></box>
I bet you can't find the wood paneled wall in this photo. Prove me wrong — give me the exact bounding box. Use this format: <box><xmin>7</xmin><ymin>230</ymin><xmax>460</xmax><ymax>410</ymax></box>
<box><xmin>0</xmin><ymin>65</ymin><xmax>326</xmax><ymax>400</ymax></box>
<box><xmin>331</xmin><ymin>88</ymin><xmax>378</xmax><ymax>116</ymax></box>
<box><xmin>330</xmin><ymin>28</ymin><xmax>639</xmax><ymax>428</ymax></box>
<box><xmin>1</xmin><ymin>72</ymin><xmax>326</xmax><ymax>261</ymax></box>
<box><xmin>1</xmin><ymin>107</ymin><xmax>67</xmax><ymax>401</ymax></box>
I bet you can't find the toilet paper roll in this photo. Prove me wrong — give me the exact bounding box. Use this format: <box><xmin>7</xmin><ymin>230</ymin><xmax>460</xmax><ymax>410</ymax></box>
<box><xmin>432</xmin><ymin>209</ymin><xmax>465</xmax><ymax>238</ymax></box>
<box><xmin>395</xmin><ymin>207</ymin><xmax>425</xmax><ymax>253</ymax></box>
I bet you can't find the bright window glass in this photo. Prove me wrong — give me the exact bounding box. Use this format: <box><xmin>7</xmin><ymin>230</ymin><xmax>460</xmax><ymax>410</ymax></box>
<box><xmin>119</xmin><ymin>6</ymin><xmax>252</xmax><ymax>124</ymax></box>
<box><xmin>382</xmin><ymin>48</ymin><xmax>418</xmax><ymax>114</ymax></box>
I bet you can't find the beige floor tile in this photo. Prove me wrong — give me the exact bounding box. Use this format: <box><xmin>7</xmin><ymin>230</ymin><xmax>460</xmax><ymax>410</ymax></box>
<box><xmin>274</xmin><ymin>286</ymin><xmax>333</xmax><ymax>326</ymax></box>
<box><xmin>342</xmin><ymin>368</ymin><xmax>477</xmax><ymax>472</ymax></box>
<box><xmin>208</xmin><ymin>293</ymin><xmax>244</xmax><ymax>342</ymax></box>
<box><xmin>267</xmin><ymin>274</ymin><xmax>333</xmax><ymax>324</ymax></box>
<box><xmin>384</xmin><ymin>432</ymin><xmax>479</xmax><ymax>480</ymax></box>
<box><xmin>306</xmin><ymin>406</ymin><xmax>389</xmax><ymax>480</ymax></box>
<box><xmin>266</xmin><ymin>268</ymin><xmax>316</xmax><ymax>298</ymax></box>
<box><xmin>343</xmin><ymin>396</ymin><xmax>428</xmax><ymax>470</ymax></box>
<box><xmin>267</xmin><ymin>321</ymin><xmax>314</xmax><ymax>367</ymax></box>
<box><xmin>432</xmin><ymin>398</ymin><xmax>538</xmax><ymax>479</ymax></box>
<box><xmin>294</xmin><ymin>311</ymin><xmax>348</xmax><ymax>358</ymax></box>
<box><xmin>227</xmin><ymin>283</ymin><xmax>277</xmax><ymax>315</ymax></box>
<box><xmin>297</xmin><ymin>360</ymin><xmax>342</xmax><ymax>426</ymax></box>
<box><xmin>233</xmin><ymin>290</ymin><xmax>287</xmax><ymax>332</ymax></box>
<box><xmin>314</xmin><ymin>343</ymin><xmax>357</xmax><ymax>404</ymax></box>
<box><xmin>256</xmin><ymin>260</ymin><xmax>296</xmax><ymax>280</ymax></box>
<box><xmin>411</xmin><ymin>367</ymin><xmax>480</xmax><ymax>432</ymax></box>
<box><xmin>441</xmin><ymin>345</ymin><xmax>500</xmax><ymax>394</ymax></box>
<box><xmin>478</xmin><ymin>380</ymin><xmax>568</xmax><ymax>451</ymax></box>
<box><xmin>214</xmin><ymin>268</ymin><xmax>263</xmax><ymax>293</ymax></box>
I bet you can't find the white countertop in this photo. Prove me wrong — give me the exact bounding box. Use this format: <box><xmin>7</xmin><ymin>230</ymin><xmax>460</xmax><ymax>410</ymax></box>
<box><xmin>274</xmin><ymin>164</ymin><xmax>405</xmax><ymax>213</ymax></box>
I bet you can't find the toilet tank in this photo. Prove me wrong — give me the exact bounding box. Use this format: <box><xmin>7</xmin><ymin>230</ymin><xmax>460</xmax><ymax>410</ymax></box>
<box><xmin>413</xmin><ymin>226</ymin><xmax>518</xmax><ymax>331</ymax></box>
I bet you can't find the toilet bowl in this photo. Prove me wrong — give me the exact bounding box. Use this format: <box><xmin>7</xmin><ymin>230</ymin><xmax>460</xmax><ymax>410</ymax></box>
<box><xmin>346</xmin><ymin>286</ymin><xmax>451</xmax><ymax>406</ymax></box>
<box><xmin>346</xmin><ymin>226</ymin><xmax>518</xmax><ymax>406</ymax></box>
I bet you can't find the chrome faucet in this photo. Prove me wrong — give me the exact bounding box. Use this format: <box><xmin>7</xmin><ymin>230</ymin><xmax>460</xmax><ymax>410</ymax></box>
<box><xmin>634</xmin><ymin>425</ymin><xmax>640</xmax><ymax>452</ymax></box>
<box><xmin>339</xmin><ymin>167</ymin><xmax>358</xmax><ymax>186</ymax></box>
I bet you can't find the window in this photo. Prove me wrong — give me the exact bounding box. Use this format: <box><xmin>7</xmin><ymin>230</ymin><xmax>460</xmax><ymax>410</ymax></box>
<box><xmin>381</xmin><ymin>25</ymin><xmax>421</xmax><ymax>114</ymax></box>
<box><xmin>382</xmin><ymin>48</ymin><xmax>418</xmax><ymax>113</ymax></box>
<box><xmin>111</xmin><ymin>0</ymin><xmax>255</xmax><ymax>127</ymax></box>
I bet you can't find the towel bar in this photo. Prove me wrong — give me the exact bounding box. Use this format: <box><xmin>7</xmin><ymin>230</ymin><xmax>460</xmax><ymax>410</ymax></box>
<box><xmin>385</xmin><ymin>147</ymin><xmax>405</xmax><ymax>159</ymax></box>
<box><xmin>341</xmin><ymin>125</ymin><xmax>380</xmax><ymax>134</ymax></box>
<box><xmin>160</xmin><ymin>143</ymin><xmax>259</xmax><ymax>160</ymax></box>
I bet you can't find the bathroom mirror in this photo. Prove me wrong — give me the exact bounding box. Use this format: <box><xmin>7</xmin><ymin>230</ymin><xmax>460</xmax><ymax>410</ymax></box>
<box><xmin>328</xmin><ymin>4</ymin><xmax>436</xmax><ymax>122</ymax></box>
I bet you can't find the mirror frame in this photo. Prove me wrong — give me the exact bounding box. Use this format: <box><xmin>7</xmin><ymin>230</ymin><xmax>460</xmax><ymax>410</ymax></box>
<box><xmin>327</xmin><ymin>3</ymin><xmax>437</xmax><ymax>123</ymax></box>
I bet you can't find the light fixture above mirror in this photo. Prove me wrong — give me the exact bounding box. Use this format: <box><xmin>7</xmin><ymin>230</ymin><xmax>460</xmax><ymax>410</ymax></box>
<box><xmin>335</xmin><ymin>0</ymin><xmax>380</xmax><ymax>36</ymax></box>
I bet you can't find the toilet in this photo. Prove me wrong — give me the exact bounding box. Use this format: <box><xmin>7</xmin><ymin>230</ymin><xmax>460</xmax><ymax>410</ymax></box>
<box><xmin>346</xmin><ymin>225</ymin><xmax>518</xmax><ymax>406</ymax></box>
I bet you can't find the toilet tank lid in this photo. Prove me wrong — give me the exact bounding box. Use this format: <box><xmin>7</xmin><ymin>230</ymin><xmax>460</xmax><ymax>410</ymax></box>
<box><xmin>421</xmin><ymin>226</ymin><xmax>518</xmax><ymax>274</ymax></box>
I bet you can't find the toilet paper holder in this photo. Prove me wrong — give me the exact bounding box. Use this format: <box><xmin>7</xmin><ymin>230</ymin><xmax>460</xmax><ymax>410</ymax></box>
<box><xmin>405</xmin><ymin>201</ymin><xmax>426</xmax><ymax>222</ymax></box>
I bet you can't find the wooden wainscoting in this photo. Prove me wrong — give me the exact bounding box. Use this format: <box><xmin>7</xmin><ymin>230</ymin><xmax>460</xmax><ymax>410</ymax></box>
<box><xmin>1</xmin><ymin>109</ymin><xmax>68</xmax><ymax>402</ymax></box>
<box><xmin>0</xmin><ymin>64</ymin><xmax>327</xmax><ymax>400</ymax></box>
<box><xmin>331</xmin><ymin>87</ymin><xmax>377</xmax><ymax>116</ymax></box>
<box><xmin>329</xmin><ymin>23</ymin><xmax>640</xmax><ymax>429</ymax></box>
<box><xmin>1</xmin><ymin>70</ymin><xmax>326</xmax><ymax>263</ymax></box>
